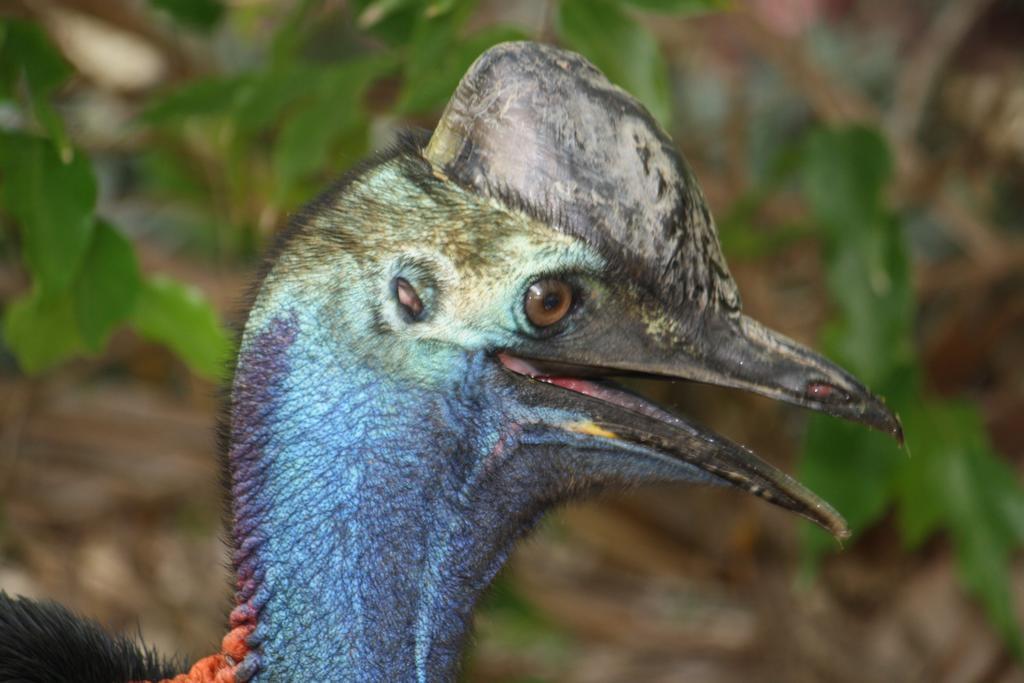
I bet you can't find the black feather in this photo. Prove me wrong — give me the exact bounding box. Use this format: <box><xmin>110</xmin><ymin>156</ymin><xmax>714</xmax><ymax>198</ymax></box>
<box><xmin>0</xmin><ymin>592</ymin><xmax>185</xmax><ymax>683</ymax></box>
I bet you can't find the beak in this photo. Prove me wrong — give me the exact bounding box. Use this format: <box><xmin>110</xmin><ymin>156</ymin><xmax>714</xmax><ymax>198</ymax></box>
<box><xmin>657</xmin><ymin>312</ymin><xmax>903</xmax><ymax>441</ymax></box>
<box><xmin>499</xmin><ymin>306</ymin><xmax>902</xmax><ymax>538</ymax></box>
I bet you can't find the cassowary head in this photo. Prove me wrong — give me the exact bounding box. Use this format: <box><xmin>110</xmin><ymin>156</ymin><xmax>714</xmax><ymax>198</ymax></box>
<box><xmin>250</xmin><ymin>41</ymin><xmax>899</xmax><ymax>538</ymax></box>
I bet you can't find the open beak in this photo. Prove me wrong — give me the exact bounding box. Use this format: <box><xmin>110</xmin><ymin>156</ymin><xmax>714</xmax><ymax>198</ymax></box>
<box><xmin>498</xmin><ymin>308</ymin><xmax>902</xmax><ymax>539</ymax></box>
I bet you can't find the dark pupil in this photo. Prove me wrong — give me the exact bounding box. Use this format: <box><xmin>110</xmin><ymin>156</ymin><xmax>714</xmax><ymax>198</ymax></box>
<box><xmin>542</xmin><ymin>292</ymin><xmax>562</xmax><ymax>310</ymax></box>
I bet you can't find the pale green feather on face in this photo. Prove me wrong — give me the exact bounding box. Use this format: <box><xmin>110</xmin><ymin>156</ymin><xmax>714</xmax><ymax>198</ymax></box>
<box><xmin>248</xmin><ymin>150</ymin><xmax>606</xmax><ymax>386</ymax></box>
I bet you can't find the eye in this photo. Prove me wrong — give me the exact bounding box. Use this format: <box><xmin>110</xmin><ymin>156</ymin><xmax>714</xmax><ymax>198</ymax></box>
<box><xmin>524</xmin><ymin>278</ymin><xmax>574</xmax><ymax>328</ymax></box>
<box><xmin>394</xmin><ymin>277</ymin><xmax>424</xmax><ymax>321</ymax></box>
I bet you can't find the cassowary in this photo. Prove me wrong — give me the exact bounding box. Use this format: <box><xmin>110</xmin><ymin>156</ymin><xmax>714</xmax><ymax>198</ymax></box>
<box><xmin>0</xmin><ymin>42</ymin><xmax>901</xmax><ymax>682</ymax></box>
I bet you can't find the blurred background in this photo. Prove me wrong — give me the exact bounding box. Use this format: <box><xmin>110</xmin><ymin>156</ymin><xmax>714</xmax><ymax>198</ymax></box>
<box><xmin>1</xmin><ymin>0</ymin><xmax>1023</xmax><ymax>680</ymax></box>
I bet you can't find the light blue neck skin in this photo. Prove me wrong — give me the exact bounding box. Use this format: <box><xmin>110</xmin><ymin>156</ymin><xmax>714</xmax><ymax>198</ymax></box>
<box><xmin>233</xmin><ymin>308</ymin><xmax>533</xmax><ymax>681</ymax></box>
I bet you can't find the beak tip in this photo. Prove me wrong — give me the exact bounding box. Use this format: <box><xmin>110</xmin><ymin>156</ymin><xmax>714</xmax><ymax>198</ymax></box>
<box><xmin>892</xmin><ymin>417</ymin><xmax>905</xmax><ymax>448</ymax></box>
<box><xmin>876</xmin><ymin>403</ymin><xmax>904</xmax><ymax>448</ymax></box>
<box><xmin>817</xmin><ymin>508</ymin><xmax>850</xmax><ymax>540</ymax></box>
<box><xmin>855</xmin><ymin>392</ymin><xmax>904</xmax><ymax>447</ymax></box>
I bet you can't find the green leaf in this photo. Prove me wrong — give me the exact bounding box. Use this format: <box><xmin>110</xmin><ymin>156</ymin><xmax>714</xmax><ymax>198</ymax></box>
<box><xmin>0</xmin><ymin>21</ymin><xmax>73</xmax><ymax>155</ymax></box>
<box><xmin>273</xmin><ymin>106</ymin><xmax>366</xmax><ymax>201</ymax></box>
<box><xmin>796</xmin><ymin>125</ymin><xmax>913</xmax><ymax>557</ymax></box>
<box><xmin>0</xmin><ymin>133</ymin><xmax>96</xmax><ymax>295</ymax></box>
<box><xmin>801</xmin><ymin>126</ymin><xmax>891</xmax><ymax>233</ymax></box>
<box><xmin>143</xmin><ymin>76</ymin><xmax>245</xmax><ymax>124</ymax></box>
<box><xmin>28</xmin><ymin>87</ymin><xmax>70</xmax><ymax>156</ymax></box>
<box><xmin>349</xmin><ymin>0</ymin><xmax>421</xmax><ymax>45</ymax></box>
<box><xmin>130</xmin><ymin>276</ymin><xmax>230</xmax><ymax>380</ymax></box>
<box><xmin>0</xmin><ymin>20</ymin><xmax>71</xmax><ymax>95</ymax></box>
<box><xmin>896</xmin><ymin>403</ymin><xmax>959</xmax><ymax>546</ymax></box>
<box><xmin>394</xmin><ymin>0</ymin><xmax>472</xmax><ymax>114</ymax></box>
<box><xmin>3</xmin><ymin>290</ymin><xmax>82</xmax><ymax>373</ymax></box>
<box><xmin>148</xmin><ymin>0</ymin><xmax>225</xmax><ymax>31</ymax></box>
<box><xmin>818</xmin><ymin>217</ymin><xmax>914</xmax><ymax>387</ymax></box>
<box><xmin>617</xmin><ymin>0</ymin><xmax>728</xmax><ymax>12</ymax></box>
<box><xmin>799</xmin><ymin>413</ymin><xmax>905</xmax><ymax>567</ymax></box>
<box><xmin>72</xmin><ymin>221</ymin><xmax>141</xmax><ymax>350</ymax></box>
<box><xmin>232</xmin><ymin>65</ymin><xmax>323</xmax><ymax>135</ymax></box>
<box><xmin>955</xmin><ymin>524</ymin><xmax>1022</xmax><ymax>658</ymax></box>
<box><xmin>139</xmin><ymin>148</ymin><xmax>209</xmax><ymax>202</ymax></box>
<box><xmin>799</xmin><ymin>127</ymin><xmax>912</xmax><ymax>388</ymax></box>
<box><xmin>397</xmin><ymin>23</ymin><xmax>528</xmax><ymax>115</ymax></box>
<box><xmin>358</xmin><ymin>0</ymin><xmax>419</xmax><ymax>28</ymax></box>
<box><xmin>269</xmin><ymin>0</ymin><xmax>320</xmax><ymax>63</ymax></box>
<box><xmin>897</xmin><ymin>401</ymin><xmax>1024</xmax><ymax>655</ymax></box>
<box><xmin>425</xmin><ymin>0</ymin><xmax>459</xmax><ymax>18</ymax></box>
<box><xmin>359</xmin><ymin>0</ymin><xmax>460</xmax><ymax>28</ymax></box>
<box><xmin>557</xmin><ymin>0</ymin><xmax>671</xmax><ymax>126</ymax></box>
<box><xmin>272</xmin><ymin>56</ymin><xmax>397</xmax><ymax>200</ymax></box>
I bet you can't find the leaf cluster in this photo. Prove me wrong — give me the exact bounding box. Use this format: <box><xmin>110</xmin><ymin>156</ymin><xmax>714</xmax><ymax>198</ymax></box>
<box><xmin>0</xmin><ymin>20</ymin><xmax>228</xmax><ymax>378</ymax></box>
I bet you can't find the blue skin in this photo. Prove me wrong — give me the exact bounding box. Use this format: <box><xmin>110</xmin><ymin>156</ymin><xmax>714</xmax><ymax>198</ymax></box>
<box><xmin>225</xmin><ymin>153</ymin><xmax>717</xmax><ymax>682</ymax></box>
<box><xmin>232</xmin><ymin>310</ymin><xmax>501</xmax><ymax>680</ymax></box>
<box><xmin>231</xmin><ymin>306</ymin><xmax>620</xmax><ymax>681</ymax></box>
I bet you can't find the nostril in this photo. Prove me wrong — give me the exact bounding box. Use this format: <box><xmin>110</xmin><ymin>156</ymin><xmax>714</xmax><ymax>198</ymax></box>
<box><xmin>805</xmin><ymin>381</ymin><xmax>851</xmax><ymax>404</ymax></box>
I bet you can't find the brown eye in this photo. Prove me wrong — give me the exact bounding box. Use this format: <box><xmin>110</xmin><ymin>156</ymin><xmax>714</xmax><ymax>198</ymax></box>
<box><xmin>525</xmin><ymin>278</ymin><xmax>573</xmax><ymax>328</ymax></box>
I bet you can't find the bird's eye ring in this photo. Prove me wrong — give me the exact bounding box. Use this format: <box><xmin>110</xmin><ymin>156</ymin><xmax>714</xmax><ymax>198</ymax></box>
<box><xmin>524</xmin><ymin>278</ymin><xmax>574</xmax><ymax>328</ymax></box>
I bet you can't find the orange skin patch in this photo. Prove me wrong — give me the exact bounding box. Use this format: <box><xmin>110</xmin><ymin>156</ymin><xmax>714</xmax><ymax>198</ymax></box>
<box><xmin>134</xmin><ymin>623</ymin><xmax>253</xmax><ymax>683</ymax></box>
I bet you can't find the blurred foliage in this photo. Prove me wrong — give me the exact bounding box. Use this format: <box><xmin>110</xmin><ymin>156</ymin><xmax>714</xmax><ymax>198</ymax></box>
<box><xmin>793</xmin><ymin>126</ymin><xmax>1024</xmax><ymax>655</ymax></box>
<box><xmin>0</xmin><ymin>0</ymin><xmax>1021</xmax><ymax>661</ymax></box>
<box><xmin>148</xmin><ymin>0</ymin><xmax>225</xmax><ymax>31</ymax></box>
<box><xmin>0</xmin><ymin>20</ymin><xmax>229</xmax><ymax>377</ymax></box>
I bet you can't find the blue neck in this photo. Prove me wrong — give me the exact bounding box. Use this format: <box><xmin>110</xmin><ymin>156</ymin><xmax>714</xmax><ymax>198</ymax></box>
<box><xmin>228</xmin><ymin>311</ymin><xmax>544</xmax><ymax>682</ymax></box>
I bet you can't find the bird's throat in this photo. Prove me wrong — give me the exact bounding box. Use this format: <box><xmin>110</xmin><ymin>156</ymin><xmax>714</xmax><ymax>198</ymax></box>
<box><xmin>226</xmin><ymin>311</ymin><xmax>541</xmax><ymax>682</ymax></box>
